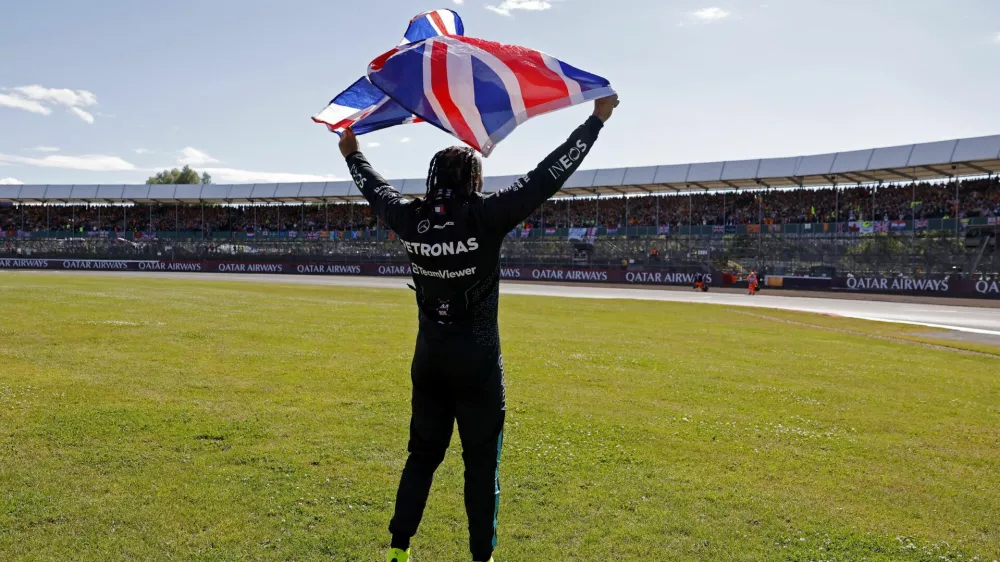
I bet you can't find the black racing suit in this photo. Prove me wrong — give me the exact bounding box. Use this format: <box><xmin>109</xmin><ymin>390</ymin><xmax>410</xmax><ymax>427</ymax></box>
<box><xmin>345</xmin><ymin>116</ymin><xmax>604</xmax><ymax>561</ymax></box>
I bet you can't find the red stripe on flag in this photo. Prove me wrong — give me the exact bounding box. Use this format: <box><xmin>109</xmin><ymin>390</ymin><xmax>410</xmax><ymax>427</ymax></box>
<box><xmin>369</xmin><ymin>47</ymin><xmax>397</xmax><ymax>72</ymax></box>
<box><xmin>452</xmin><ymin>37</ymin><xmax>570</xmax><ymax>118</ymax></box>
<box><xmin>429</xmin><ymin>41</ymin><xmax>480</xmax><ymax>150</ymax></box>
<box><xmin>428</xmin><ymin>11</ymin><xmax>450</xmax><ymax>35</ymax></box>
<box><xmin>325</xmin><ymin>118</ymin><xmax>356</xmax><ymax>130</ymax></box>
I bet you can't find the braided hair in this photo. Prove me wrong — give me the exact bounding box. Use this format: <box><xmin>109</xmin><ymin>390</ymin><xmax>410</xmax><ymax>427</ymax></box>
<box><xmin>424</xmin><ymin>146</ymin><xmax>483</xmax><ymax>205</ymax></box>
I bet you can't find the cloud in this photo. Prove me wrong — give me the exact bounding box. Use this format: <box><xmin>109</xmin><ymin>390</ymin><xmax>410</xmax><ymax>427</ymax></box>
<box><xmin>0</xmin><ymin>93</ymin><xmax>51</xmax><ymax>115</ymax></box>
<box><xmin>12</xmin><ymin>85</ymin><xmax>97</xmax><ymax>107</ymax></box>
<box><xmin>994</xmin><ymin>31</ymin><xmax>1000</xmax><ymax>43</ymax></box>
<box><xmin>486</xmin><ymin>0</ymin><xmax>552</xmax><ymax>16</ymax></box>
<box><xmin>690</xmin><ymin>7</ymin><xmax>730</xmax><ymax>22</ymax></box>
<box><xmin>0</xmin><ymin>178</ymin><xmax>24</xmax><ymax>185</ymax></box>
<box><xmin>33</xmin><ymin>146</ymin><xmax>60</xmax><ymax>152</ymax></box>
<box><xmin>134</xmin><ymin>148</ymin><xmax>152</xmax><ymax>155</ymax></box>
<box><xmin>0</xmin><ymin>85</ymin><xmax>100</xmax><ymax>122</ymax></box>
<box><xmin>0</xmin><ymin>153</ymin><xmax>136</xmax><ymax>172</ymax></box>
<box><xmin>69</xmin><ymin>107</ymin><xmax>95</xmax><ymax>124</ymax></box>
<box><xmin>452</xmin><ymin>0</ymin><xmax>464</xmax><ymax>4</ymax></box>
<box><xmin>178</xmin><ymin>147</ymin><xmax>220</xmax><ymax>166</ymax></box>
<box><xmin>399</xmin><ymin>137</ymin><xmax>411</xmax><ymax>143</ymax></box>
<box><xmin>367</xmin><ymin>142</ymin><xmax>381</xmax><ymax>148</ymax></box>
<box><xmin>201</xmin><ymin>167</ymin><xmax>339</xmax><ymax>184</ymax></box>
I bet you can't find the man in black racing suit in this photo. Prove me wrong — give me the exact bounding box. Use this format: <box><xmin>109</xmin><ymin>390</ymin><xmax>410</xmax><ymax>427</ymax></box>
<box><xmin>339</xmin><ymin>95</ymin><xmax>618</xmax><ymax>562</ymax></box>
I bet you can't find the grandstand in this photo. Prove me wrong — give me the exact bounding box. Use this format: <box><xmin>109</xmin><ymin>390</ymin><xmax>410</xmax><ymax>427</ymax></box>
<box><xmin>1</xmin><ymin>134</ymin><xmax>999</xmax><ymax>282</ymax></box>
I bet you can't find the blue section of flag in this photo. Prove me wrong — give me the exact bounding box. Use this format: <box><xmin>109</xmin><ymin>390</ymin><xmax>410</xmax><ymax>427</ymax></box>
<box><xmin>471</xmin><ymin>57</ymin><xmax>514</xmax><ymax>138</ymax></box>
<box><xmin>330</xmin><ymin>77</ymin><xmax>384</xmax><ymax>111</ymax></box>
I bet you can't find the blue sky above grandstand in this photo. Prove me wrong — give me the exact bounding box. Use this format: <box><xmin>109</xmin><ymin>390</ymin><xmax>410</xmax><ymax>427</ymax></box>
<box><xmin>1</xmin><ymin>0</ymin><xmax>999</xmax><ymax>185</ymax></box>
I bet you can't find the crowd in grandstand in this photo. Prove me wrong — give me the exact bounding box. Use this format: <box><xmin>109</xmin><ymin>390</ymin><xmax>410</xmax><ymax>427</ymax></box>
<box><xmin>1</xmin><ymin>177</ymin><xmax>997</xmax><ymax>235</ymax></box>
<box><xmin>0</xmin><ymin>203</ymin><xmax>379</xmax><ymax>234</ymax></box>
<box><xmin>525</xmin><ymin>177</ymin><xmax>1000</xmax><ymax>229</ymax></box>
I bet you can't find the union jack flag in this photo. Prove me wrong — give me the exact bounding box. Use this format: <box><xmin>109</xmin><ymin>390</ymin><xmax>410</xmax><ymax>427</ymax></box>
<box><xmin>312</xmin><ymin>10</ymin><xmax>464</xmax><ymax>135</ymax></box>
<box><xmin>368</xmin><ymin>35</ymin><xmax>614</xmax><ymax>156</ymax></box>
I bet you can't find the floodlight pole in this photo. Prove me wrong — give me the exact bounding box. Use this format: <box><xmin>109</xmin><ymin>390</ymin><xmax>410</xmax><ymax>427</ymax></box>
<box><xmin>595</xmin><ymin>194</ymin><xmax>600</xmax><ymax>229</ymax></box>
<box><xmin>758</xmin><ymin>191</ymin><xmax>762</xmax><ymax>264</ymax></box>
<box><xmin>688</xmin><ymin>191</ymin><xmax>692</xmax><ymax>230</ymax></box>
<box><xmin>625</xmin><ymin>195</ymin><xmax>629</xmax><ymax>235</ymax></box>
<box><xmin>834</xmin><ymin>184</ymin><xmax>838</xmax><ymax>239</ymax></box>
<box><xmin>655</xmin><ymin>195</ymin><xmax>660</xmax><ymax>231</ymax></box>
<box><xmin>872</xmin><ymin>182</ymin><xmax>876</xmax><ymax>221</ymax></box>
<box><xmin>954</xmin><ymin>176</ymin><xmax>959</xmax><ymax>246</ymax></box>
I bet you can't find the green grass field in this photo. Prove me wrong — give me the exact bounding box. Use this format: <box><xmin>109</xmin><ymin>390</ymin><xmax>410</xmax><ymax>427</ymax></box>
<box><xmin>1</xmin><ymin>273</ymin><xmax>998</xmax><ymax>562</ymax></box>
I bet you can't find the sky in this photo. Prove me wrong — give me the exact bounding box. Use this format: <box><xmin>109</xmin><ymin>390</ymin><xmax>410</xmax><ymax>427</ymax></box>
<box><xmin>1</xmin><ymin>0</ymin><xmax>999</xmax><ymax>186</ymax></box>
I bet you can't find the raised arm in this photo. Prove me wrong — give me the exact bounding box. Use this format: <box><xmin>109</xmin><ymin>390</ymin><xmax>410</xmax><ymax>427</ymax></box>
<box><xmin>481</xmin><ymin>95</ymin><xmax>619</xmax><ymax>235</ymax></box>
<box><xmin>340</xmin><ymin>128</ymin><xmax>410</xmax><ymax>232</ymax></box>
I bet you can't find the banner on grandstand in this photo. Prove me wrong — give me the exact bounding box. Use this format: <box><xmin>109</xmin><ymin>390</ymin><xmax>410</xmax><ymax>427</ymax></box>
<box><xmin>725</xmin><ymin>225</ymin><xmax>737</xmax><ymax>234</ymax></box>
<box><xmin>712</xmin><ymin>225</ymin><xmax>724</xmax><ymax>234</ymax></box>
<box><xmin>747</xmin><ymin>224</ymin><xmax>760</xmax><ymax>234</ymax></box>
<box><xmin>606</xmin><ymin>227</ymin><xmax>618</xmax><ymax>235</ymax></box>
<box><xmin>2</xmin><ymin>259</ymin><xmax>997</xmax><ymax>298</ymax></box>
<box><xmin>873</xmin><ymin>221</ymin><xmax>888</xmax><ymax>233</ymax></box>
<box><xmin>835</xmin><ymin>275</ymin><xmax>951</xmax><ymax>295</ymax></box>
<box><xmin>657</xmin><ymin>224</ymin><xmax>671</xmax><ymax>235</ymax></box>
<box><xmin>832</xmin><ymin>274</ymin><xmax>1000</xmax><ymax>298</ymax></box>
<box><xmin>915</xmin><ymin>219</ymin><xmax>929</xmax><ymax>230</ymax></box>
<box><xmin>988</xmin><ymin>217</ymin><xmax>999</xmax><ymax>226</ymax></box>
<box><xmin>890</xmin><ymin>220</ymin><xmax>908</xmax><ymax>231</ymax></box>
<box><xmin>544</xmin><ymin>227</ymin><xmax>557</xmax><ymax>235</ymax></box>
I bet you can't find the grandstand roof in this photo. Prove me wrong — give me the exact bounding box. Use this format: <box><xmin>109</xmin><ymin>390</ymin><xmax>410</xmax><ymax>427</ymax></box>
<box><xmin>2</xmin><ymin>134</ymin><xmax>999</xmax><ymax>203</ymax></box>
